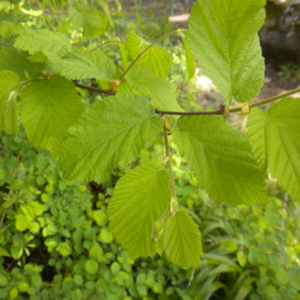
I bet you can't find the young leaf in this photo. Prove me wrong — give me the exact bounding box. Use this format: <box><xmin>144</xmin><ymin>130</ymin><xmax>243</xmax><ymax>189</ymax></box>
<box><xmin>172</xmin><ymin>115</ymin><xmax>267</xmax><ymax>205</ymax></box>
<box><xmin>0</xmin><ymin>70</ymin><xmax>19</xmax><ymax>131</ymax></box>
<box><xmin>20</xmin><ymin>74</ymin><xmax>84</xmax><ymax>156</ymax></box>
<box><xmin>183</xmin><ymin>38</ymin><xmax>196</xmax><ymax>79</ymax></box>
<box><xmin>59</xmin><ymin>94</ymin><xmax>163</xmax><ymax>183</ymax></box>
<box><xmin>186</xmin><ymin>0</ymin><xmax>265</xmax><ymax>105</ymax></box>
<box><xmin>164</xmin><ymin>210</ymin><xmax>202</xmax><ymax>269</ymax></box>
<box><xmin>50</xmin><ymin>48</ymin><xmax>115</xmax><ymax>80</ymax></box>
<box><xmin>0</xmin><ymin>48</ymin><xmax>44</xmax><ymax>80</ymax></box>
<box><xmin>5</xmin><ymin>99</ymin><xmax>19</xmax><ymax>135</ymax></box>
<box><xmin>108</xmin><ymin>162</ymin><xmax>171</xmax><ymax>259</ymax></box>
<box><xmin>247</xmin><ymin>98</ymin><xmax>300</xmax><ymax>201</ymax></box>
<box><xmin>127</xmin><ymin>65</ymin><xmax>183</xmax><ymax>115</ymax></box>
<box><xmin>125</xmin><ymin>33</ymin><xmax>171</xmax><ymax>78</ymax></box>
<box><xmin>14</xmin><ymin>28</ymin><xmax>72</xmax><ymax>60</ymax></box>
<box><xmin>68</xmin><ymin>4</ymin><xmax>108</xmax><ymax>38</ymax></box>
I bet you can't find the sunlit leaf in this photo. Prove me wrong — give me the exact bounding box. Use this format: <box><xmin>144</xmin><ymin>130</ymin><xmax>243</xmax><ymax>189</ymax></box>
<box><xmin>108</xmin><ymin>162</ymin><xmax>171</xmax><ymax>259</ymax></box>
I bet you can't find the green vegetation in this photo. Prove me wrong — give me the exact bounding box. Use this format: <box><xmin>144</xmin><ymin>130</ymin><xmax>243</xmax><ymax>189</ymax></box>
<box><xmin>0</xmin><ymin>0</ymin><xmax>300</xmax><ymax>298</ymax></box>
<box><xmin>1</xmin><ymin>130</ymin><xmax>300</xmax><ymax>299</ymax></box>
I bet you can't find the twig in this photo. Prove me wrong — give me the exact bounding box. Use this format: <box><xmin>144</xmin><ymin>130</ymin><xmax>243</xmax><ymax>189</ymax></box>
<box><xmin>156</xmin><ymin>87</ymin><xmax>300</xmax><ymax>116</ymax></box>
<box><xmin>0</xmin><ymin>210</ymin><xmax>6</xmax><ymax>228</ymax></box>
<box><xmin>73</xmin><ymin>82</ymin><xmax>116</xmax><ymax>95</ymax></box>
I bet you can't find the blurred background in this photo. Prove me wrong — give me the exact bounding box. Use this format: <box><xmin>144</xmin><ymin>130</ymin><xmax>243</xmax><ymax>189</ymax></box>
<box><xmin>0</xmin><ymin>0</ymin><xmax>300</xmax><ymax>299</ymax></box>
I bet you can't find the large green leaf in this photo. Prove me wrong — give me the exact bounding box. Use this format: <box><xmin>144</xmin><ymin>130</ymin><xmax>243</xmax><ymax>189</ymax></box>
<box><xmin>164</xmin><ymin>210</ymin><xmax>202</xmax><ymax>269</ymax></box>
<box><xmin>68</xmin><ymin>4</ymin><xmax>108</xmax><ymax>38</ymax></box>
<box><xmin>0</xmin><ymin>48</ymin><xmax>44</xmax><ymax>81</ymax></box>
<box><xmin>186</xmin><ymin>0</ymin><xmax>265</xmax><ymax>105</ymax></box>
<box><xmin>172</xmin><ymin>115</ymin><xmax>267</xmax><ymax>205</ymax></box>
<box><xmin>20</xmin><ymin>75</ymin><xmax>84</xmax><ymax>156</ymax></box>
<box><xmin>50</xmin><ymin>48</ymin><xmax>115</xmax><ymax>80</ymax></box>
<box><xmin>127</xmin><ymin>65</ymin><xmax>183</xmax><ymax>115</ymax></box>
<box><xmin>247</xmin><ymin>98</ymin><xmax>300</xmax><ymax>201</ymax></box>
<box><xmin>14</xmin><ymin>28</ymin><xmax>72</xmax><ymax>60</ymax></box>
<box><xmin>0</xmin><ymin>70</ymin><xmax>19</xmax><ymax>131</ymax></box>
<box><xmin>108</xmin><ymin>162</ymin><xmax>171</xmax><ymax>259</ymax></box>
<box><xmin>125</xmin><ymin>33</ymin><xmax>171</xmax><ymax>79</ymax></box>
<box><xmin>59</xmin><ymin>94</ymin><xmax>163</xmax><ymax>183</ymax></box>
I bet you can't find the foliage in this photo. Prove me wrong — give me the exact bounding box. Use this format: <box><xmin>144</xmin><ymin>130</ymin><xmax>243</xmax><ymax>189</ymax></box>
<box><xmin>1</xmin><ymin>130</ymin><xmax>300</xmax><ymax>300</ymax></box>
<box><xmin>172</xmin><ymin>167</ymin><xmax>300</xmax><ymax>300</ymax></box>
<box><xmin>0</xmin><ymin>0</ymin><xmax>300</xmax><ymax>271</ymax></box>
<box><xmin>277</xmin><ymin>62</ymin><xmax>300</xmax><ymax>81</ymax></box>
<box><xmin>0</xmin><ymin>130</ymin><xmax>194</xmax><ymax>299</ymax></box>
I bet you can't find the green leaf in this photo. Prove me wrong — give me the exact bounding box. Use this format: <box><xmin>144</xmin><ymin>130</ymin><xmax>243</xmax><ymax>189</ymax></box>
<box><xmin>15</xmin><ymin>214</ymin><xmax>29</xmax><ymax>231</ymax></box>
<box><xmin>17</xmin><ymin>282</ymin><xmax>29</xmax><ymax>293</ymax></box>
<box><xmin>137</xmin><ymin>284</ymin><xmax>147</xmax><ymax>297</ymax></box>
<box><xmin>111</xmin><ymin>262</ymin><xmax>120</xmax><ymax>275</ymax></box>
<box><xmin>20</xmin><ymin>74</ymin><xmax>84</xmax><ymax>156</ymax></box>
<box><xmin>237</xmin><ymin>250</ymin><xmax>247</xmax><ymax>267</ymax></box>
<box><xmin>100</xmin><ymin>228</ymin><xmax>113</xmax><ymax>243</ymax></box>
<box><xmin>50</xmin><ymin>48</ymin><xmax>115</xmax><ymax>80</ymax></box>
<box><xmin>14</xmin><ymin>28</ymin><xmax>72</xmax><ymax>60</ymax></box>
<box><xmin>59</xmin><ymin>93</ymin><xmax>163</xmax><ymax>183</ymax></box>
<box><xmin>69</xmin><ymin>4</ymin><xmax>108</xmax><ymax>39</ymax></box>
<box><xmin>266</xmin><ymin>285</ymin><xmax>276</xmax><ymax>298</ymax></box>
<box><xmin>0</xmin><ymin>247</ymin><xmax>10</xmax><ymax>257</ymax></box>
<box><xmin>56</xmin><ymin>242</ymin><xmax>71</xmax><ymax>256</ymax></box>
<box><xmin>108</xmin><ymin>162</ymin><xmax>172</xmax><ymax>260</ymax></box>
<box><xmin>125</xmin><ymin>33</ymin><xmax>171</xmax><ymax>78</ymax></box>
<box><xmin>127</xmin><ymin>65</ymin><xmax>183</xmax><ymax>116</ymax></box>
<box><xmin>0</xmin><ymin>48</ymin><xmax>44</xmax><ymax>80</ymax></box>
<box><xmin>93</xmin><ymin>210</ymin><xmax>107</xmax><ymax>226</ymax></box>
<box><xmin>85</xmin><ymin>260</ymin><xmax>99</xmax><ymax>275</ymax></box>
<box><xmin>10</xmin><ymin>246</ymin><xmax>23</xmax><ymax>260</ymax></box>
<box><xmin>9</xmin><ymin>287</ymin><xmax>18</xmax><ymax>300</ymax></box>
<box><xmin>74</xmin><ymin>274</ymin><xmax>83</xmax><ymax>286</ymax></box>
<box><xmin>183</xmin><ymin>38</ymin><xmax>196</xmax><ymax>79</ymax></box>
<box><xmin>164</xmin><ymin>210</ymin><xmax>202</xmax><ymax>269</ymax></box>
<box><xmin>172</xmin><ymin>115</ymin><xmax>267</xmax><ymax>205</ymax></box>
<box><xmin>89</xmin><ymin>245</ymin><xmax>103</xmax><ymax>259</ymax></box>
<box><xmin>0</xmin><ymin>70</ymin><xmax>19</xmax><ymax>131</ymax></box>
<box><xmin>276</xmin><ymin>269</ymin><xmax>289</xmax><ymax>285</ymax></box>
<box><xmin>220</xmin><ymin>240</ymin><xmax>237</xmax><ymax>252</ymax></box>
<box><xmin>136</xmin><ymin>274</ymin><xmax>146</xmax><ymax>284</ymax></box>
<box><xmin>28</xmin><ymin>52</ymin><xmax>49</xmax><ymax>63</ymax></box>
<box><xmin>5</xmin><ymin>99</ymin><xmax>19</xmax><ymax>135</ymax></box>
<box><xmin>186</xmin><ymin>0</ymin><xmax>265</xmax><ymax>105</ymax></box>
<box><xmin>20</xmin><ymin>202</ymin><xmax>44</xmax><ymax>220</ymax></box>
<box><xmin>247</xmin><ymin>98</ymin><xmax>300</xmax><ymax>201</ymax></box>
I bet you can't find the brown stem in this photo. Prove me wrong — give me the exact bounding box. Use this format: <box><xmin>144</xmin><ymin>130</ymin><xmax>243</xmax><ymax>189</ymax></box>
<box><xmin>156</xmin><ymin>87</ymin><xmax>300</xmax><ymax>116</ymax></box>
<box><xmin>156</xmin><ymin>109</ymin><xmax>223</xmax><ymax>115</ymax></box>
<box><xmin>73</xmin><ymin>82</ymin><xmax>116</xmax><ymax>95</ymax></box>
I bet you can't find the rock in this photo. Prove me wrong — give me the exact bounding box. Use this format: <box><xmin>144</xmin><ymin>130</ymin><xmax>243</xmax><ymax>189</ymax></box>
<box><xmin>260</xmin><ymin>0</ymin><xmax>300</xmax><ymax>66</ymax></box>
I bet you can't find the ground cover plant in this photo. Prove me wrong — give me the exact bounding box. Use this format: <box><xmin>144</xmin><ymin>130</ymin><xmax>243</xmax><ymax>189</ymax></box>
<box><xmin>0</xmin><ymin>0</ymin><xmax>300</xmax><ymax>276</ymax></box>
<box><xmin>1</xmin><ymin>130</ymin><xmax>300</xmax><ymax>299</ymax></box>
